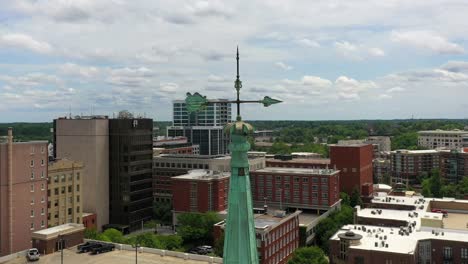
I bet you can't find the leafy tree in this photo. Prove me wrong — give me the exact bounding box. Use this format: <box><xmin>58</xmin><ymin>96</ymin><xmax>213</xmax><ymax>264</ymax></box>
<box><xmin>84</xmin><ymin>228</ymin><xmax>98</xmax><ymax>239</ymax></box>
<box><xmin>158</xmin><ymin>235</ymin><xmax>183</xmax><ymax>250</ymax></box>
<box><xmin>340</xmin><ymin>192</ymin><xmax>350</xmax><ymax>207</ymax></box>
<box><xmin>350</xmin><ymin>188</ymin><xmax>363</xmax><ymax>207</ymax></box>
<box><xmin>314</xmin><ymin>205</ymin><xmax>354</xmax><ymax>254</ymax></box>
<box><xmin>144</xmin><ymin>220</ymin><xmax>159</xmax><ymax>233</ymax></box>
<box><xmin>422</xmin><ymin>178</ymin><xmax>432</xmax><ymax>197</ymax></box>
<box><xmin>441</xmin><ymin>184</ymin><xmax>457</xmax><ymax>198</ymax></box>
<box><xmin>177</xmin><ymin>212</ymin><xmax>221</xmax><ymax>244</ymax></box>
<box><xmin>288</xmin><ymin>247</ymin><xmax>328</xmax><ymax>264</ymax></box>
<box><xmin>214</xmin><ymin>233</ymin><xmax>224</xmax><ymax>257</ymax></box>
<box><xmin>102</xmin><ymin>228</ymin><xmax>124</xmax><ymax>243</ymax></box>
<box><xmin>429</xmin><ymin>169</ymin><xmax>442</xmax><ymax>198</ymax></box>
<box><xmin>153</xmin><ymin>201</ymin><xmax>172</xmax><ymax>225</ymax></box>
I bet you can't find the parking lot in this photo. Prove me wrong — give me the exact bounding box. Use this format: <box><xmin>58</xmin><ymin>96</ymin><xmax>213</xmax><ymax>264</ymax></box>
<box><xmin>4</xmin><ymin>247</ymin><xmax>211</xmax><ymax>264</ymax></box>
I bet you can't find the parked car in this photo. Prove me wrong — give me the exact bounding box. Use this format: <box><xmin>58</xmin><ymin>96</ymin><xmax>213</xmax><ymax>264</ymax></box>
<box><xmin>26</xmin><ymin>248</ymin><xmax>40</xmax><ymax>261</ymax></box>
<box><xmin>77</xmin><ymin>241</ymin><xmax>97</xmax><ymax>252</ymax></box>
<box><xmin>199</xmin><ymin>245</ymin><xmax>213</xmax><ymax>254</ymax></box>
<box><xmin>78</xmin><ymin>242</ymin><xmax>102</xmax><ymax>253</ymax></box>
<box><xmin>431</xmin><ymin>208</ymin><xmax>448</xmax><ymax>217</ymax></box>
<box><xmin>188</xmin><ymin>245</ymin><xmax>213</xmax><ymax>255</ymax></box>
<box><xmin>90</xmin><ymin>243</ymin><xmax>115</xmax><ymax>254</ymax></box>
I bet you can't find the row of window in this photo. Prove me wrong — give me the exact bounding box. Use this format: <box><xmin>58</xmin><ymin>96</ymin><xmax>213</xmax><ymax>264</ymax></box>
<box><xmin>30</xmin><ymin>146</ymin><xmax>46</xmax><ymax>154</ymax></box>
<box><xmin>48</xmin><ymin>172</ymin><xmax>81</xmax><ymax>183</ymax></box>
<box><xmin>30</xmin><ymin>159</ymin><xmax>46</xmax><ymax>167</ymax></box>
<box><xmin>30</xmin><ymin>221</ymin><xmax>46</xmax><ymax>230</ymax></box>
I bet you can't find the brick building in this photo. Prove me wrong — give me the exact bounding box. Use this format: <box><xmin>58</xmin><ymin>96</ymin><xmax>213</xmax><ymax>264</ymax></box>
<box><xmin>214</xmin><ymin>210</ymin><xmax>301</xmax><ymax>264</ymax></box>
<box><xmin>153</xmin><ymin>154</ymin><xmax>265</xmax><ymax>203</ymax></box>
<box><xmin>250</xmin><ymin>167</ymin><xmax>341</xmax><ymax>212</ymax></box>
<box><xmin>390</xmin><ymin>150</ymin><xmax>439</xmax><ymax>185</ymax></box>
<box><xmin>0</xmin><ymin>128</ymin><xmax>48</xmax><ymax>256</ymax></box>
<box><xmin>47</xmin><ymin>159</ymin><xmax>83</xmax><ymax>227</ymax></box>
<box><xmin>172</xmin><ymin>170</ymin><xmax>229</xmax><ymax>225</ymax></box>
<box><xmin>32</xmin><ymin>223</ymin><xmax>84</xmax><ymax>255</ymax></box>
<box><xmin>330</xmin><ymin>144</ymin><xmax>373</xmax><ymax>195</ymax></box>
<box><xmin>153</xmin><ymin>136</ymin><xmax>199</xmax><ymax>155</ymax></box>
<box><xmin>266</xmin><ymin>158</ymin><xmax>330</xmax><ymax>169</ymax></box>
<box><xmin>82</xmin><ymin>213</ymin><xmax>97</xmax><ymax>230</ymax></box>
<box><xmin>439</xmin><ymin>149</ymin><xmax>468</xmax><ymax>184</ymax></box>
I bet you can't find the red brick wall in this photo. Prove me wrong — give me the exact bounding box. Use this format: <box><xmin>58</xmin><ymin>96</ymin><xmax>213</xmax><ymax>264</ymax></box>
<box><xmin>82</xmin><ymin>213</ymin><xmax>97</xmax><ymax>229</ymax></box>
<box><xmin>330</xmin><ymin>145</ymin><xmax>373</xmax><ymax>195</ymax></box>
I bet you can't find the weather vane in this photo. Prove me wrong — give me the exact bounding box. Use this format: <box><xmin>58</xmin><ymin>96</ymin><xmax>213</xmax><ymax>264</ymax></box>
<box><xmin>185</xmin><ymin>47</ymin><xmax>282</xmax><ymax>264</ymax></box>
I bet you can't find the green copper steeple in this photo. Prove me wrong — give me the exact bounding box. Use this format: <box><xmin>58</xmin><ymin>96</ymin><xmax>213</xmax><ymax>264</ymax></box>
<box><xmin>186</xmin><ymin>48</ymin><xmax>281</xmax><ymax>264</ymax></box>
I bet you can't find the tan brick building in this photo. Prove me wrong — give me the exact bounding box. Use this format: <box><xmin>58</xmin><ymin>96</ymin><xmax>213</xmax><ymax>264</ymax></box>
<box><xmin>47</xmin><ymin>159</ymin><xmax>83</xmax><ymax>227</ymax></box>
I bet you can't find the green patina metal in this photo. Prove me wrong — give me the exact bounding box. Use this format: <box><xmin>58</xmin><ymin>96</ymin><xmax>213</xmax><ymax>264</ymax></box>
<box><xmin>185</xmin><ymin>47</ymin><xmax>282</xmax><ymax>264</ymax></box>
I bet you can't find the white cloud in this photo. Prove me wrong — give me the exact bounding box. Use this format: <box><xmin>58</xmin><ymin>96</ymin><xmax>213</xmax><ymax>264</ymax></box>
<box><xmin>296</xmin><ymin>38</ymin><xmax>320</xmax><ymax>48</ymax></box>
<box><xmin>386</xmin><ymin>86</ymin><xmax>405</xmax><ymax>93</ymax></box>
<box><xmin>207</xmin><ymin>74</ymin><xmax>228</xmax><ymax>82</ymax></box>
<box><xmin>0</xmin><ymin>34</ymin><xmax>52</xmax><ymax>54</ymax></box>
<box><xmin>301</xmin><ymin>76</ymin><xmax>332</xmax><ymax>88</ymax></box>
<box><xmin>391</xmin><ymin>30</ymin><xmax>465</xmax><ymax>54</ymax></box>
<box><xmin>334</xmin><ymin>41</ymin><xmax>359</xmax><ymax>60</ymax></box>
<box><xmin>60</xmin><ymin>63</ymin><xmax>100</xmax><ymax>78</ymax></box>
<box><xmin>368</xmin><ymin>47</ymin><xmax>385</xmax><ymax>57</ymax></box>
<box><xmin>159</xmin><ymin>82</ymin><xmax>179</xmax><ymax>94</ymax></box>
<box><xmin>275</xmin><ymin>62</ymin><xmax>293</xmax><ymax>71</ymax></box>
<box><xmin>378</xmin><ymin>94</ymin><xmax>392</xmax><ymax>99</ymax></box>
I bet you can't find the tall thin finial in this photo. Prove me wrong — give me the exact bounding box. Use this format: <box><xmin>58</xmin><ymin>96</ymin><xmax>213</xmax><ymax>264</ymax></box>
<box><xmin>236</xmin><ymin>46</ymin><xmax>239</xmax><ymax>79</ymax></box>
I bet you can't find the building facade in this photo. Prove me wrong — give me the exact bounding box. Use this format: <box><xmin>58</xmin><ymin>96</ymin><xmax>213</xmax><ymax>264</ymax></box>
<box><xmin>266</xmin><ymin>158</ymin><xmax>330</xmax><ymax>169</ymax></box>
<box><xmin>167</xmin><ymin>99</ymin><xmax>232</xmax><ymax>155</ymax></box>
<box><xmin>54</xmin><ymin>117</ymin><xmax>109</xmax><ymax>230</ymax></box>
<box><xmin>47</xmin><ymin>159</ymin><xmax>83</xmax><ymax>227</ymax></box>
<box><xmin>32</xmin><ymin>223</ymin><xmax>84</xmax><ymax>255</ymax></box>
<box><xmin>439</xmin><ymin>149</ymin><xmax>468</xmax><ymax>184</ymax></box>
<box><xmin>153</xmin><ymin>154</ymin><xmax>265</xmax><ymax>203</ymax></box>
<box><xmin>109</xmin><ymin>118</ymin><xmax>153</xmax><ymax>232</ymax></box>
<box><xmin>330</xmin><ymin>144</ymin><xmax>373</xmax><ymax>195</ymax></box>
<box><xmin>250</xmin><ymin>167</ymin><xmax>341</xmax><ymax>212</ymax></box>
<box><xmin>373</xmin><ymin>158</ymin><xmax>391</xmax><ymax>184</ymax></box>
<box><xmin>390</xmin><ymin>150</ymin><xmax>439</xmax><ymax>185</ymax></box>
<box><xmin>214</xmin><ymin>210</ymin><xmax>301</xmax><ymax>264</ymax></box>
<box><xmin>418</xmin><ymin>130</ymin><xmax>468</xmax><ymax>149</ymax></box>
<box><xmin>0</xmin><ymin>128</ymin><xmax>48</xmax><ymax>256</ymax></box>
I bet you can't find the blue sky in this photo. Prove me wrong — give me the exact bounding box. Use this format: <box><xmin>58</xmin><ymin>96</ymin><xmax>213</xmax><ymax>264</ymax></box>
<box><xmin>1</xmin><ymin>0</ymin><xmax>468</xmax><ymax>122</ymax></box>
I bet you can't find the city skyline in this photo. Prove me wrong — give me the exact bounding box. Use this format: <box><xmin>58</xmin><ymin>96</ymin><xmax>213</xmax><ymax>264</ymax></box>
<box><xmin>1</xmin><ymin>1</ymin><xmax>468</xmax><ymax>122</ymax></box>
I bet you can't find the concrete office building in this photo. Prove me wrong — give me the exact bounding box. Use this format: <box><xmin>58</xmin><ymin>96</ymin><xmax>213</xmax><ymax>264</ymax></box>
<box><xmin>47</xmin><ymin>159</ymin><xmax>83</xmax><ymax>227</ymax></box>
<box><xmin>214</xmin><ymin>210</ymin><xmax>301</xmax><ymax>264</ymax></box>
<box><xmin>167</xmin><ymin>99</ymin><xmax>231</xmax><ymax>155</ymax></box>
<box><xmin>250</xmin><ymin>167</ymin><xmax>341</xmax><ymax>212</ymax></box>
<box><xmin>418</xmin><ymin>129</ymin><xmax>468</xmax><ymax>149</ymax></box>
<box><xmin>153</xmin><ymin>154</ymin><xmax>265</xmax><ymax>203</ymax></box>
<box><xmin>109</xmin><ymin>118</ymin><xmax>153</xmax><ymax>232</ymax></box>
<box><xmin>390</xmin><ymin>149</ymin><xmax>439</xmax><ymax>185</ymax></box>
<box><xmin>0</xmin><ymin>128</ymin><xmax>48</xmax><ymax>256</ymax></box>
<box><xmin>54</xmin><ymin>116</ymin><xmax>109</xmax><ymax>231</ymax></box>
<box><xmin>330</xmin><ymin>144</ymin><xmax>374</xmax><ymax>195</ymax></box>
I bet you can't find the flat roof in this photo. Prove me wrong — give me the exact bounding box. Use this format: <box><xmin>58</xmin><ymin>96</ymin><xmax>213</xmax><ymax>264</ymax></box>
<box><xmin>255</xmin><ymin>167</ymin><xmax>339</xmax><ymax>176</ymax></box>
<box><xmin>172</xmin><ymin>169</ymin><xmax>230</xmax><ymax>180</ymax></box>
<box><xmin>332</xmin><ymin>224</ymin><xmax>468</xmax><ymax>254</ymax></box>
<box><xmin>418</xmin><ymin>130</ymin><xmax>468</xmax><ymax>134</ymax></box>
<box><xmin>391</xmin><ymin>149</ymin><xmax>439</xmax><ymax>154</ymax></box>
<box><xmin>266</xmin><ymin>158</ymin><xmax>331</xmax><ymax>164</ymax></box>
<box><xmin>155</xmin><ymin>154</ymin><xmax>231</xmax><ymax>160</ymax></box>
<box><xmin>32</xmin><ymin>223</ymin><xmax>84</xmax><ymax>240</ymax></box>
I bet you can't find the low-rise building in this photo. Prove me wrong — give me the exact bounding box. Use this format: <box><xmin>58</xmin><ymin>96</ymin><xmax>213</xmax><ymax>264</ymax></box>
<box><xmin>250</xmin><ymin>167</ymin><xmax>341</xmax><ymax>213</ymax></box>
<box><xmin>266</xmin><ymin>158</ymin><xmax>330</xmax><ymax>169</ymax></box>
<box><xmin>214</xmin><ymin>210</ymin><xmax>301</xmax><ymax>264</ymax></box>
<box><xmin>153</xmin><ymin>154</ymin><xmax>265</xmax><ymax>203</ymax></box>
<box><xmin>32</xmin><ymin>223</ymin><xmax>85</xmax><ymax>255</ymax></box>
<box><xmin>171</xmin><ymin>170</ymin><xmax>229</xmax><ymax>226</ymax></box>
<box><xmin>418</xmin><ymin>129</ymin><xmax>468</xmax><ymax>149</ymax></box>
<box><xmin>82</xmin><ymin>213</ymin><xmax>97</xmax><ymax>230</ymax></box>
<box><xmin>47</xmin><ymin>159</ymin><xmax>83</xmax><ymax>227</ymax></box>
<box><xmin>390</xmin><ymin>150</ymin><xmax>439</xmax><ymax>185</ymax></box>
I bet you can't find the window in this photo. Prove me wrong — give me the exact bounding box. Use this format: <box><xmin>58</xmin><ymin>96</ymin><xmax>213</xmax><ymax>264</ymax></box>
<box><xmin>41</xmin><ymin>220</ymin><xmax>45</xmax><ymax>228</ymax></box>
<box><xmin>41</xmin><ymin>159</ymin><xmax>45</xmax><ymax>166</ymax></box>
<box><xmin>41</xmin><ymin>171</ymin><xmax>45</xmax><ymax>179</ymax></box>
<box><xmin>68</xmin><ymin>208</ymin><xmax>72</xmax><ymax>215</ymax></box>
<box><xmin>61</xmin><ymin>175</ymin><xmax>65</xmax><ymax>182</ymax></box>
<box><xmin>41</xmin><ymin>146</ymin><xmax>45</xmax><ymax>153</ymax></box>
<box><xmin>444</xmin><ymin>247</ymin><xmax>453</xmax><ymax>260</ymax></box>
<box><xmin>31</xmin><ymin>171</ymin><xmax>35</xmax><ymax>180</ymax></box>
<box><xmin>76</xmin><ymin>206</ymin><xmax>80</xmax><ymax>213</ymax></box>
<box><xmin>462</xmin><ymin>248</ymin><xmax>468</xmax><ymax>259</ymax></box>
<box><xmin>77</xmin><ymin>195</ymin><xmax>80</xmax><ymax>202</ymax></box>
<box><xmin>61</xmin><ymin>187</ymin><xmax>65</xmax><ymax>194</ymax></box>
<box><xmin>30</xmin><ymin>222</ymin><xmax>34</xmax><ymax>230</ymax></box>
<box><xmin>31</xmin><ymin>146</ymin><xmax>35</xmax><ymax>154</ymax></box>
<box><xmin>76</xmin><ymin>185</ymin><xmax>80</xmax><ymax>192</ymax></box>
<box><xmin>76</xmin><ymin>172</ymin><xmax>80</xmax><ymax>181</ymax></box>
<box><xmin>54</xmin><ymin>188</ymin><xmax>59</xmax><ymax>195</ymax></box>
<box><xmin>30</xmin><ymin>184</ymin><xmax>35</xmax><ymax>192</ymax></box>
<box><xmin>30</xmin><ymin>160</ymin><xmax>34</xmax><ymax>167</ymax></box>
<box><xmin>54</xmin><ymin>175</ymin><xmax>58</xmax><ymax>183</ymax></box>
<box><xmin>41</xmin><ymin>183</ymin><xmax>45</xmax><ymax>190</ymax></box>
<box><xmin>68</xmin><ymin>174</ymin><xmax>72</xmax><ymax>181</ymax></box>
<box><xmin>31</xmin><ymin>197</ymin><xmax>35</xmax><ymax>205</ymax></box>
<box><xmin>302</xmin><ymin>177</ymin><xmax>309</xmax><ymax>183</ymax></box>
<box><xmin>31</xmin><ymin>210</ymin><xmax>35</xmax><ymax>217</ymax></box>
<box><xmin>41</xmin><ymin>197</ymin><xmax>45</xmax><ymax>203</ymax></box>
<box><xmin>41</xmin><ymin>208</ymin><xmax>45</xmax><ymax>215</ymax></box>
<box><xmin>68</xmin><ymin>186</ymin><xmax>72</xmax><ymax>192</ymax></box>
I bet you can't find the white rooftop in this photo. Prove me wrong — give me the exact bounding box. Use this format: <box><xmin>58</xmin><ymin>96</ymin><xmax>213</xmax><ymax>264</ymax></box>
<box><xmin>331</xmin><ymin>224</ymin><xmax>468</xmax><ymax>254</ymax></box>
<box><xmin>418</xmin><ymin>129</ymin><xmax>468</xmax><ymax>135</ymax></box>
<box><xmin>33</xmin><ymin>223</ymin><xmax>84</xmax><ymax>236</ymax></box>
<box><xmin>172</xmin><ymin>169</ymin><xmax>230</xmax><ymax>180</ymax></box>
<box><xmin>255</xmin><ymin>167</ymin><xmax>339</xmax><ymax>176</ymax></box>
<box><xmin>391</xmin><ymin>149</ymin><xmax>439</xmax><ymax>154</ymax></box>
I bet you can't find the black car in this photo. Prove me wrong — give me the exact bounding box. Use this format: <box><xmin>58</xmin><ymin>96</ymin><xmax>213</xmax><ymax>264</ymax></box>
<box><xmin>78</xmin><ymin>242</ymin><xmax>102</xmax><ymax>253</ymax></box>
<box><xmin>90</xmin><ymin>243</ymin><xmax>115</xmax><ymax>254</ymax></box>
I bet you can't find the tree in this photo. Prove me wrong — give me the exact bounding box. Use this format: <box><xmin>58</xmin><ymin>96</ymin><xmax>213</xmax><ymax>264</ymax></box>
<box><xmin>158</xmin><ymin>235</ymin><xmax>183</xmax><ymax>250</ymax></box>
<box><xmin>214</xmin><ymin>233</ymin><xmax>224</xmax><ymax>257</ymax></box>
<box><xmin>421</xmin><ymin>178</ymin><xmax>432</xmax><ymax>197</ymax></box>
<box><xmin>153</xmin><ymin>201</ymin><xmax>173</xmax><ymax>225</ymax></box>
<box><xmin>102</xmin><ymin>228</ymin><xmax>124</xmax><ymax>243</ymax></box>
<box><xmin>177</xmin><ymin>212</ymin><xmax>221</xmax><ymax>244</ymax></box>
<box><xmin>350</xmin><ymin>188</ymin><xmax>362</xmax><ymax>207</ymax></box>
<box><xmin>288</xmin><ymin>247</ymin><xmax>328</xmax><ymax>264</ymax></box>
<box><xmin>340</xmin><ymin>192</ymin><xmax>350</xmax><ymax>207</ymax></box>
<box><xmin>144</xmin><ymin>220</ymin><xmax>159</xmax><ymax>233</ymax></box>
<box><xmin>429</xmin><ymin>169</ymin><xmax>442</xmax><ymax>198</ymax></box>
<box><xmin>84</xmin><ymin>228</ymin><xmax>98</xmax><ymax>239</ymax></box>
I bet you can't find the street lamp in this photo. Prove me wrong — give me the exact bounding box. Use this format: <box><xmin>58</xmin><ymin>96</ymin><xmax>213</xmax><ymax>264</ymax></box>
<box><xmin>132</xmin><ymin>243</ymin><xmax>140</xmax><ymax>264</ymax></box>
<box><xmin>58</xmin><ymin>234</ymin><xmax>64</xmax><ymax>264</ymax></box>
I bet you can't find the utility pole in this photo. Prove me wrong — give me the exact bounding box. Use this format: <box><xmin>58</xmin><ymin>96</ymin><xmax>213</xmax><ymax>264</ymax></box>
<box><xmin>133</xmin><ymin>243</ymin><xmax>140</xmax><ymax>264</ymax></box>
<box><xmin>58</xmin><ymin>234</ymin><xmax>64</xmax><ymax>264</ymax></box>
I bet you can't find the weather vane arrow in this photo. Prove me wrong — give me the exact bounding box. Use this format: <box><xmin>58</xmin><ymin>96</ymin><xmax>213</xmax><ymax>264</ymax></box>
<box><xmin>185</xmin><ymin>46</ymin><xmax>282</xmax><ymax>120</ymax></box>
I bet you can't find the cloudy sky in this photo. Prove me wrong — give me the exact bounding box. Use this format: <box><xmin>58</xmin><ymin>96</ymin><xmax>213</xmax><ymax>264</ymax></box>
<box><xmin>1</xmin><ymin>0</ymin><xmax>468</xmax><ymax>122</ymax></box>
